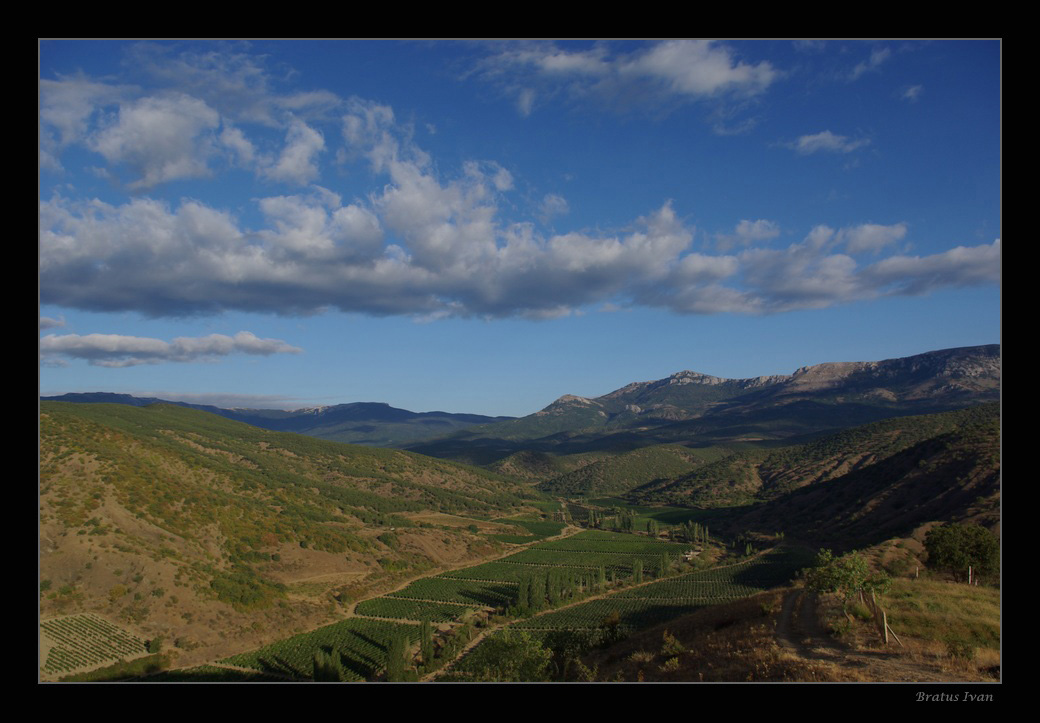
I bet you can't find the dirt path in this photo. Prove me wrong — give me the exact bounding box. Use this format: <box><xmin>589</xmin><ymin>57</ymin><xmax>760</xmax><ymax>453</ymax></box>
<box><xmin>774</xmin><ymin>588</ymin><xmax>952</xmax><ymax>682</ymax></box>
<box><xmin>426</xmin><ymin>550</ymin><xmax>757</xmax><ymax>680</ymax></box>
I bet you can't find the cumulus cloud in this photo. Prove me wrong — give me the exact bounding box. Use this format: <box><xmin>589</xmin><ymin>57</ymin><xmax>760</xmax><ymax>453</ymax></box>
<box><xmin>39</xmin><ymin>331</ymin><xmax>301</xmax><ymax>368</ymax></box>
<box><xmin>840</xmin><ymin>223</ymin><xmax>907</xmax><ymax>254</ymax></box>
<box><xmin>618</xmin><ymin>39</ymin><xmax>778</xmax><ymax>98</ymax></box>
<box><xmin>125</xmin><ymin>42</ymin><xmax>341</xmax><ymax>127</ymax></box>
<box><xmin>40</xmin><ymin>46</ymin><xmax>342</xmax><ymax>191</ymax></box>
<box><xmin>716</xmin><ymin>219</ymin><xmax>781</xmax><ymax>249</ymax></box>
<box><xmin>87</xmin><ymin>93</ymin><xmax>222</xmax><ymax>189</ymax></box>
<box><xmin>39</xmin><ymin>74</ymin><xmax>133</xmax><ymax>156</ymax></box>
<box><xmin>538</xmin><ymin>193</ymin><xmax>570</xmax><ymax>224</ymax></box>
<box><xmin>40</xmin><ymin>316</ymin><xmax>66</xmax><ymax>330</ymax></box>
<box><xmin>474</xmin><ymin>40</ymin><xmax>778</xmax><ymax>115</ymax></box>
<box><xmin>39</xmin><ymin>87</ymin><xmax>999</xmax><ymax>321</ymax></box>
<box><xmin>791</xmin><ymin>130</ymin><xmax>870</xmax><ymax>155</ymax></box>
<box><xmin>259</xmin><ymin>119</ymin><xmax>325</xmax><ymax>185</ymax></box>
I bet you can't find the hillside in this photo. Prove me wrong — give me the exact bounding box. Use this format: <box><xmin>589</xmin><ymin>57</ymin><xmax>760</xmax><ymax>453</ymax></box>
<box><xmin>725</xmin><ymin>410</ymin><xmax>1000</xmax><ymax>548</ymax></box>
<box><xmin>536</xmin><ymin>445</ymin><xmax>728</xmax><ymax>498</ymax></box>
<box><xmin>627</xmin><ymin>403</ymin><xmax>1000</xmax><ymax>509</ymax></box>
<box><xmin>39</xmin><ymin>402</ymin><xmax>539</xmax><ymax>670</ymax></box>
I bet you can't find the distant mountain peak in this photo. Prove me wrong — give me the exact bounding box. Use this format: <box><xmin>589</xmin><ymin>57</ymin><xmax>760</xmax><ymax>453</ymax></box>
<box><xmin>539</xmin><ymin>394</ymin><xmax>596</xmax><ymax>410</ymax></box>
<box><xmin>666</xmin><ymin>370</ymin><xmax>727</xmax><ymax>385</ymax></box>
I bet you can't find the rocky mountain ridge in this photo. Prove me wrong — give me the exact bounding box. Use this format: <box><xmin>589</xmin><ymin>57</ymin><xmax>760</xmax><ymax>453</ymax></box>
<box><xmin>408</xmin><ymin>345</ymin><xmax>999</xmax><ymax>462</ymax></box>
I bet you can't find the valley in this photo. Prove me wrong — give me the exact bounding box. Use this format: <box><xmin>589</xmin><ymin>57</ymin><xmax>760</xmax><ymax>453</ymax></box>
<box><xmin>38</xmin><ymin>345</ymin><xmax>1000</xmax><ymax>683</ymax></box>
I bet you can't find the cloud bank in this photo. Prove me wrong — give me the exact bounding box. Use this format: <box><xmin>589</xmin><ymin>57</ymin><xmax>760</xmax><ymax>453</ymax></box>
<box><xmin>40</xmin><ymin>331</ymin><xmax>301</xmax><ymax>367</ymax></box>
<box><xmin>39</xmin><ymin>43</ymin><xmax>1000</xmax><ymax>323</ymax></box>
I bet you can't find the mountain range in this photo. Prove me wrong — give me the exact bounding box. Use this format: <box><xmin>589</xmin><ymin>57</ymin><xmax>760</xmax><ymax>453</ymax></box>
<box><xmin>38</xmin><ymin>393</ymin><xmax>514</xmax><ymax>448</ymax></box>
<box><xmin>407</xmin><ymin>344</ymin><xmax>1000</xmax><ymax>463</ymax></box>
<box><xmin>44</xmin><ymin>345</ymin><xmax>999</xmax><ymax>461</ymax></box>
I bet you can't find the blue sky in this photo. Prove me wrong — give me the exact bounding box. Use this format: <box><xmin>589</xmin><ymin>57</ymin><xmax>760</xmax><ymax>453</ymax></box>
<box><xmin>39</xmin><ymin>40</ymin><xmax>1000</xmax><ymax>417</ymax></box>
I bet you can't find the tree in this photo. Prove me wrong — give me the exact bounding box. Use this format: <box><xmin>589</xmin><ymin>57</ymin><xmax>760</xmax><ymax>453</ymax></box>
<box><xmin>312</xmin><ymin>649</ymin><xmax>344</xmax><ymax>682</ymax></box>
<box><xmin>803</xmin><ymin>549</ymin><xmax>890</xmax><ymax>615</ymax></box>
<box><xmin>420</xmin><ymin>619</ymin><xmax>434</xmax><ymax>667</ymax></box>
<box><xmin>385</xmin><ymin>634</ymin><xmax>410</xmax><ymax>682</ymax></box>
<box><xmin>658</xmin><ymin>552</ymin><xmax>671</xmax><ymax>578</ymax></box>
<box><xmin>468</xmin><ymin>629</ymin><xmax>552</xmax><ymax>682</ymax></box>
<box><xmin>924</xmin><ymin>523</ymin><xmax>999</xmax><ymax>582</ymax></box>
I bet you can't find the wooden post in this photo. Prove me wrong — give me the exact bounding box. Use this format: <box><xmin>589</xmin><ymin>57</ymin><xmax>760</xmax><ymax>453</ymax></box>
<box><xmin>881</xmin><ymin>609</ymin><xmax>888</xmax><ymax>644</ymax></box>
<box><xmin>884</xmin><ymin>614</ymin><xmax>904</xmax><ymax>647</ymax></box>
<box><xmin>968</xmin><ymin>565</ymin><xmax>973</xmax><ymax>585</ymax></box>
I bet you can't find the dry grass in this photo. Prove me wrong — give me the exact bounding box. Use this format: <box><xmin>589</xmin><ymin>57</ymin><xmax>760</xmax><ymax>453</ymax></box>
<box><xmin>581</xmin><ymin>578</ymin><xmax>1000</xmax><ymax>683</ymax></box>
<box><xmin>583</xmin><ymin>590</ymin><xmax>852</xmax><ymax>682</ymax></box>
<box><xmin>813</xmin><ymin>578</ymin><xmax>1000</xmax><ymax>682</ymax></box>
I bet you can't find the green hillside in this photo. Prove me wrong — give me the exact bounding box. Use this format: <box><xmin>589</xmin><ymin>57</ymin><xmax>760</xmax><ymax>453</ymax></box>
<box><xmin>537</xmin><ymin>445</ymin><xmax>727</xmax><ymax>497</ymax></box>
<box><xmin>627</xmin><ymin>404</ymin><xmax>999</xmax><ymax>509</ymax></box>
<box><xmin>39</xmin><ymin>402</ymin><xmax>542</xmax><ymax>672</ymax></box>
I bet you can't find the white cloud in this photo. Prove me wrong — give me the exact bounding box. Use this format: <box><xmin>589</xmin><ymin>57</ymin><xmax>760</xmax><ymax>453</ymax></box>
<box><xmin>40</xmin><ymin>47</ymin><xmax>343</xmax><ymax>189</ymax></box>
<box><xmin>39</xmin><ymin>316</ymin><xmax>66</xmax><ymax>330</ymax></box>
<box><xmin>39</xmin><ymin>331</ymin><xmax>301</xmax><ymax>368</ymax></box>
<box><xmin>841</xmin><ymin>223</ymin><xmax>907</xmax><ymax>254</ymax></box>
<box><xmin>40</xmin><ymin>93</ymin><xmax>1000</xmax><ymax>321</ymax></box>
<box><xmin>619</xmin><ymin>39</ymin><xmax>777</xmax><ymax>98</ymax></box>
<box><xmin>260</xmin><ymin>119</ymin><xmax>325</xmax><ymax>185</ymax></box>
<box><xmin>257</xmin><ymin>189</ymin><xmax>383</xmax><ymax>261</ymax></box>
<box><xmin>716</xmin><ymin>219</ymin><xmax>780</xmax><ymax>249</ymax></box>
<box><xmin>516</xmin><ymin>88</ymin><xmax>536</xmax><ymax>116</ymax></box>
<box><xmin>850</xmin><ymin>47</ymin><xmax>892</xmax><ymax>81</ymax></box>
<box><xmin>88</xmin><ymin>93</ymin><xmax>222</xmax><ymax>189</ymax></box>
<box><xmin>538</xmin><ymin>193</ymin><xmax>570</xmax><ymax>223</ymax></box>
<box><xmin>903</xmin><ymin>85</ymin><xmax>923</xmax><ymax>102</ymax></box>
<box><xmin>219</xmin><ymin>124</ymin><xmax>257</xmax><ymax>166</ymax></box>
<box><xmin>475</xmin><ymin>40</ymin><xmax>778</xmax><ymax>116</ymax></box>
<box><xmin>126</xmin><ymin>42</ymin><xmax>340</xmax><ymax>127</ymax></box>
<box><xmin>791</xmin><ymin>130</ymin><xmax>870</xmax><ymax>155</ymax></box>
<box><xmin>39</xmin><ymin>74</ymin><xmax>132</xmax><ymax>152</ymax></box>
<box><xmin>863</xmin><ymin>240</ymin><xmax>1001</xmax><ymax>295</ymax></box>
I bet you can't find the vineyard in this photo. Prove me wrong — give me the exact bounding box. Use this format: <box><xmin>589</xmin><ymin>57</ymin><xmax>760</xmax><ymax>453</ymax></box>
<box><xmin>354</xmin><ymin>597</ymin><xmax>481</xmax><ymax>623</ymax></box>
<box><xmin>214</xmin><ymin>527</ymin><xmax>812</xmax><ymax>681</ymax></box>
<box><xmin>513</xmin><ymin>548</ymin><xmax>813</xmax><ymax>635</ymax></box>
<box><xmin>221</xmin><ymin>618</ymin><xmax>418</xmax><ymax>681</ymax></box>
<box><xmin>358</xmin><ymin>529</ymin><xmax>692</xmax><ymax>625</ymax></box>
<box><xmin>40</xmin><ymin>613</ymin><xmax>149</xmax><ymax>677</ymax></box>
<box><xmin>445</xmin><ymin>546</ymin><xmax>815</xmax><ymax>677</ymax></box>
<box><xmin>488</xmin><ymin>518</ymin><xmax>566</xmax><ymax>544</ymax></box>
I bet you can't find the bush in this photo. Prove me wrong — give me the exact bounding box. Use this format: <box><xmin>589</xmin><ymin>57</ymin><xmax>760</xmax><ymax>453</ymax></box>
<box><xmin>803</xmin><ymin>549</ymin><xmax>890</xmax><ymax>615</ymax></box>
